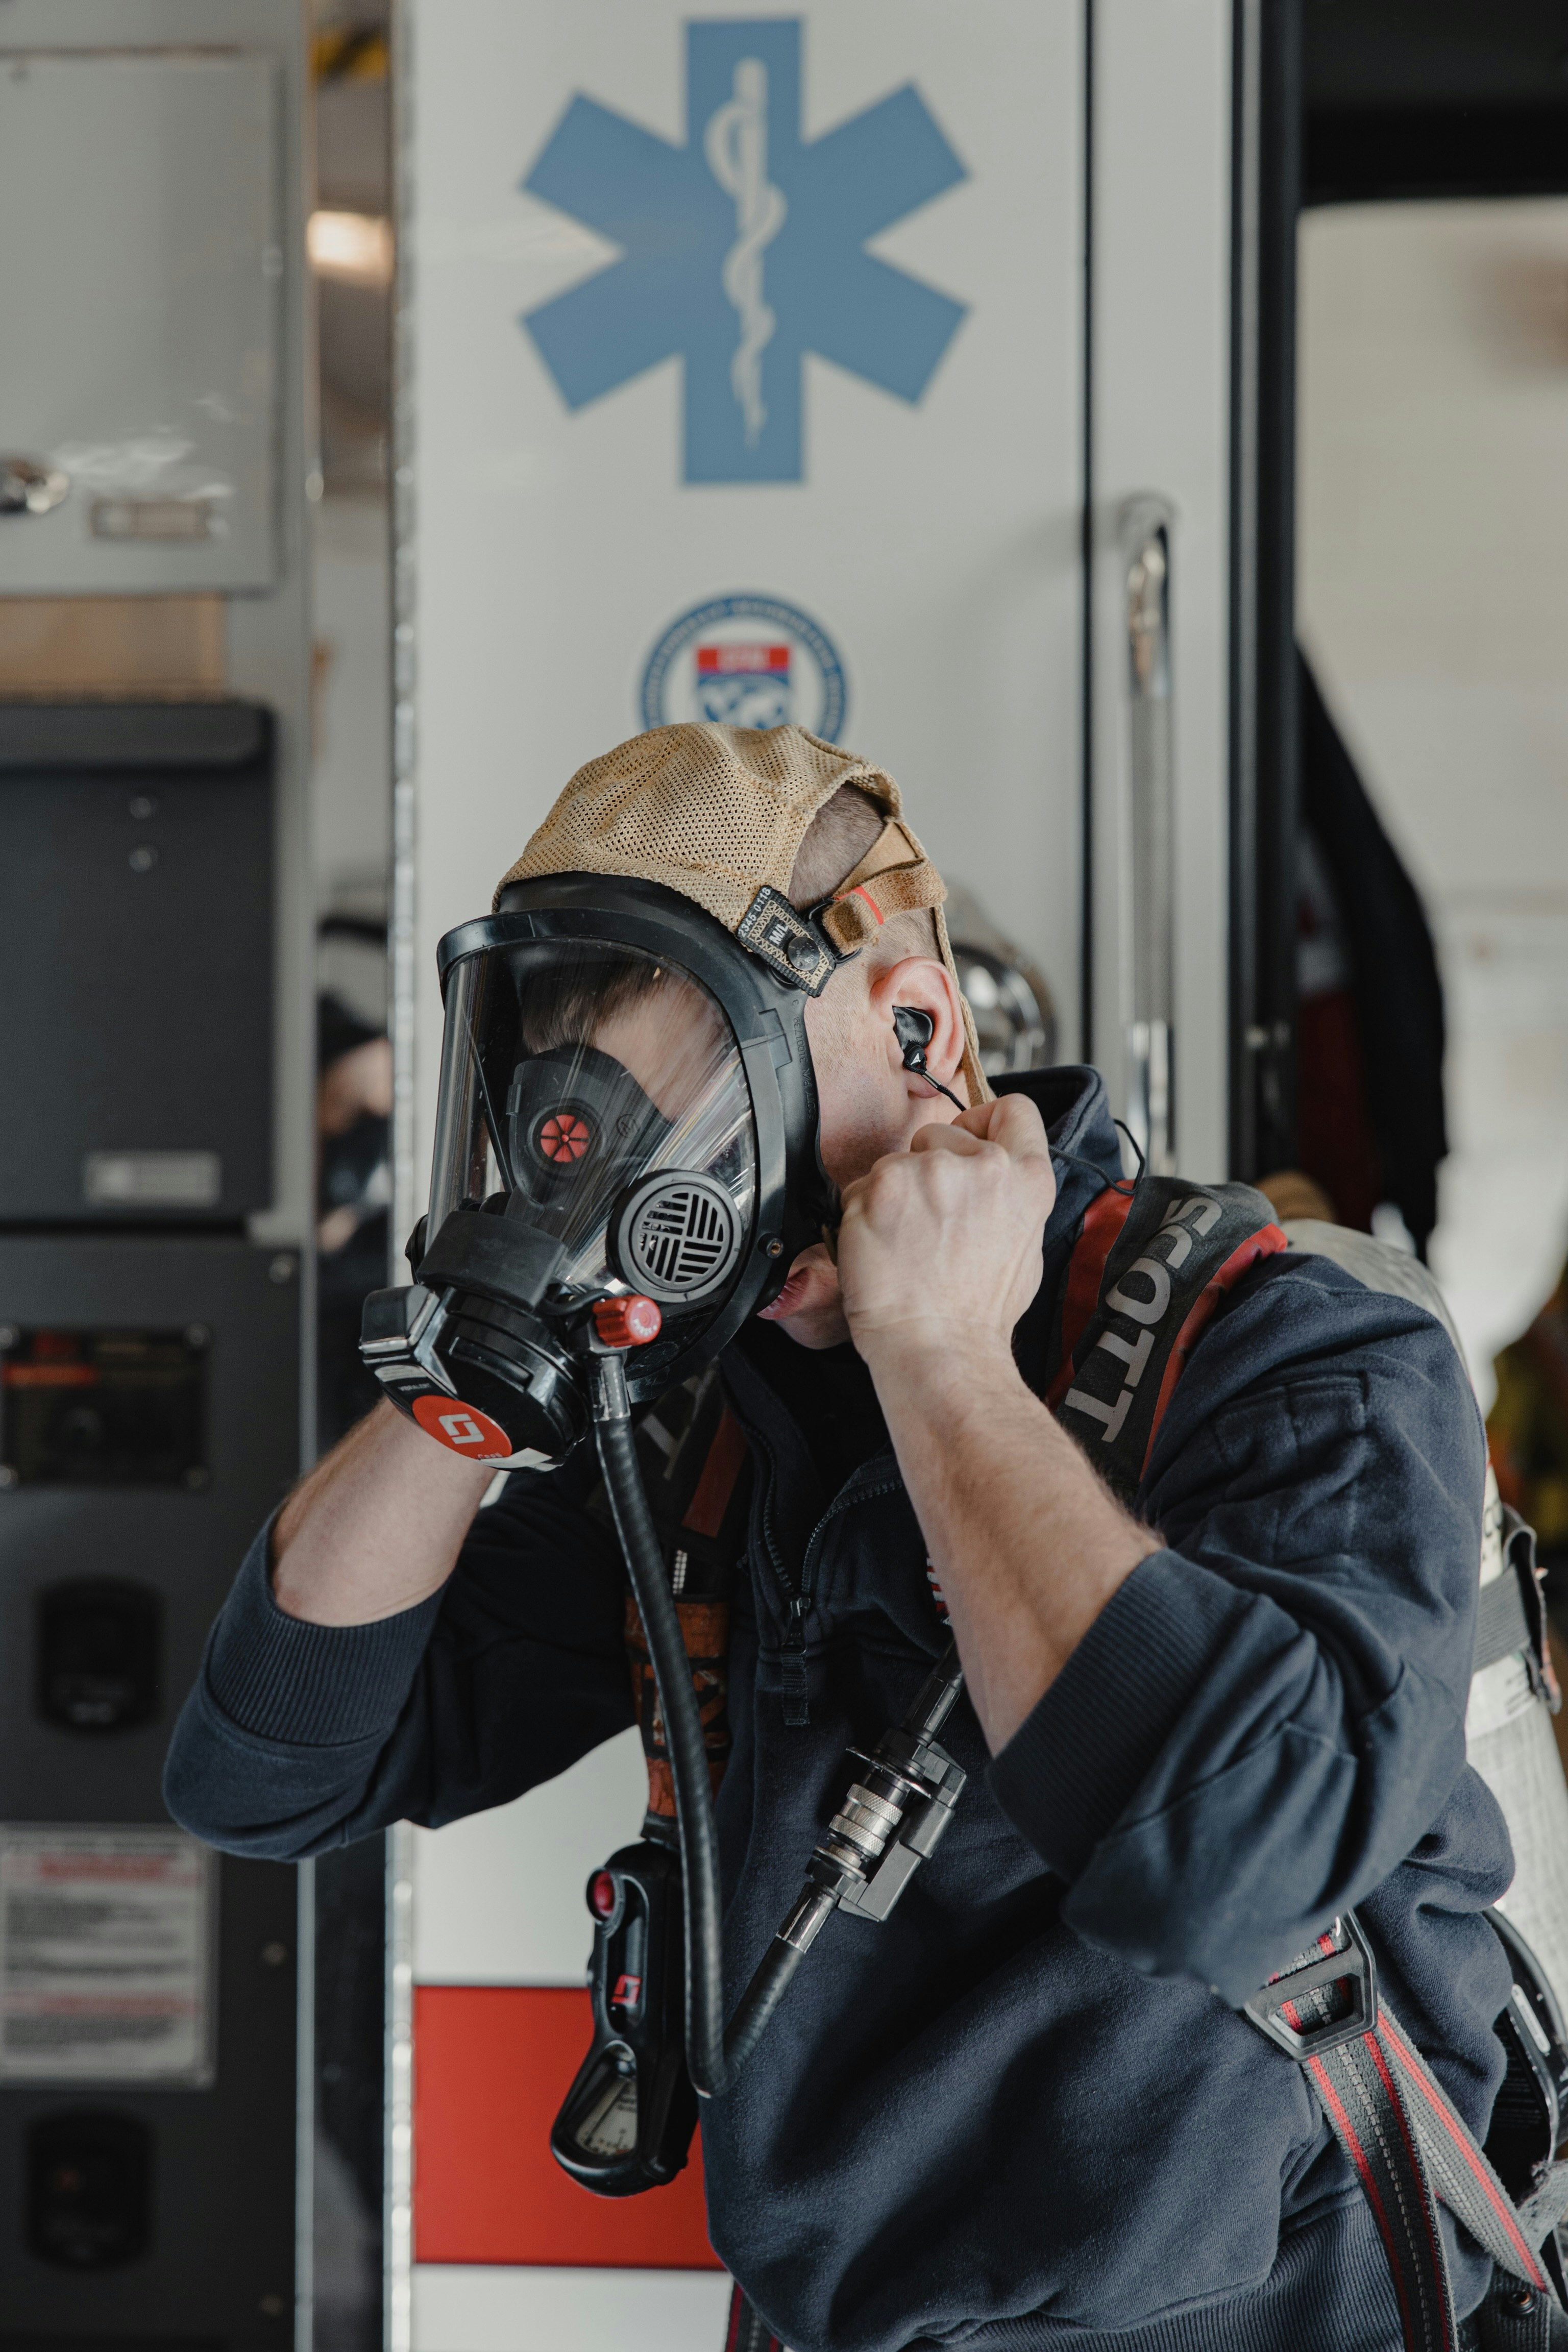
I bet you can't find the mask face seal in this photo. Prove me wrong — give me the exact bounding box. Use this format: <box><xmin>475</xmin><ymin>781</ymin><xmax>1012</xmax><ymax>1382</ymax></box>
<box><xmin>360</xmin><ymin>876</ymin><xmax>824</xmax><ymax>1469</ymax></box>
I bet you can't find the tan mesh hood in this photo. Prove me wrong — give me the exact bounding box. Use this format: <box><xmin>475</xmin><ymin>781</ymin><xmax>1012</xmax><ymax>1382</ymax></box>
<box><xmin>496</xmin><ymin>722</ymin><xmax>990</xmax><ymax>1102</ymax></box>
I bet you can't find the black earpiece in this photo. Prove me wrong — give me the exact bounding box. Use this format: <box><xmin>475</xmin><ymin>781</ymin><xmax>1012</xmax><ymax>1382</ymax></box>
<box><xmin>892</xmin><ymin>1005</ymin><xmax>965</xmax><ymax>1112</ymax></box>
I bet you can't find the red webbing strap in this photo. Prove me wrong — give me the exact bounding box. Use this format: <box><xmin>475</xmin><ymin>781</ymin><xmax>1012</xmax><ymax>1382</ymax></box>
<box><xmin>1044</xmin><ymin>1183</ymin><xmax>1138</xmax><ymax>1411</ymax></box>
<box><xmin>625</xmin><ymin>1407</ymin><xmax>749</xmax><ymax>1821</ymax></box>
<box><xmin>1308</xmin><ymin>2017</ymin><xmax>1552</xmax><ymax>2352</ymax></box>
<box><xmin>1378</xmin><ymin>2009</ymin><xmax>1549</xmax><ymax>2291</ymax></box>
<box><xmin>1307</xmin><ymin>2025</ymin><xmax>1459</xmax><ymax>2352</ymax></box>
<box><xmin>683</xmin><ymin>1408</ymin><xmax>750</xmax><ymax>1539</ymax></box>
<box><xmin>1139</xmin><ymin>1221</ymin><xmax>1287</xmax><ymax>1478</ymax></box>
<box><xmin>1262</xmin><ymin>1927</ymin><xmax>1551</xmax><ymax>2352</ymax></box>
<box><xmin>1047</xmin><ymin>1181</ymin><xmax>1286</xmax><ymax>1497</ymax></box>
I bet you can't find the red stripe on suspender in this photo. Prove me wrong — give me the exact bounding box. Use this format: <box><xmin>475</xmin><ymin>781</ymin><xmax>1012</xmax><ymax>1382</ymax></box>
<box><xmin>1045</xmin><ymin>1185</ymin><xmax>1138</xmax><ymax>1410</ymax></box>
<box><xmin>683</xmin><ymin>1410</ymin><xmax>749</xmax><ymax>1539</ymax></box>
<box><xmin>1139</xmin><ymin>1223</ymin><xmax>1288</xmax><ymax>1476</ymax></box>
<box><xmin>1363</xmin><ymin>2030</ymin><xmax>1464</xmax><ymax>2330</ymax></box>
<box><xmin>1307</xmin><ymin>2051</ymin><xmax>1428</xmax><ymax>2352</ymax></box>
<box><xmin>1379</xmin><ymin>2013</ymin><xmax>1547</xmax><ymax>2286</ymax></box>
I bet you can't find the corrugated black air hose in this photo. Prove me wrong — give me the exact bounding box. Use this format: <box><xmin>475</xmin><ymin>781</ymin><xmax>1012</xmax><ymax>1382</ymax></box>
<box><xmin>590</xmin><ymin>1354</ymin><xmax>728</xmax><ymax>2100</ymax></box>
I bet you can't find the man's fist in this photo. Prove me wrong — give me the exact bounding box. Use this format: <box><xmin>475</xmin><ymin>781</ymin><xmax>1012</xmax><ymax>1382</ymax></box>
<box><xmin>836</xmin><ymin>1092</ymin><xmax>1057</xmax><ymax>1364</ymax></box>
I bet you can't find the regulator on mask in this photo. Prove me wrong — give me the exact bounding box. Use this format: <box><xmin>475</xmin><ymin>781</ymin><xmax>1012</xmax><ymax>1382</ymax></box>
<box><xmin>360</xmin><ymin>873</ymin><xmax>834</xmax><ymax>1468</ymax></box>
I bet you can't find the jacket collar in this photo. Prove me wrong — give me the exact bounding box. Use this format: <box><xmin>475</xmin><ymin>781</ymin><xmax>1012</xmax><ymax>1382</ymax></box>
<box><xmin>996</xmin><ymin>1065</ymin><xmax>1127</xmax><ymax>1388</ymax></box>
<box><xmin>999</xmin><ymin>1063</ymin><xmax>1123</xmax><ymax>1247</ymax></box>
<box><xmin>723</xmin><ymin>1065</ymin><xmax>1122</xmax><ymax>1478</ymax></box>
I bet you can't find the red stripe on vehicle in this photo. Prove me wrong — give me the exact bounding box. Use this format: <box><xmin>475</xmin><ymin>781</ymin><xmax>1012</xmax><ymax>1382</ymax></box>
<box><xmin>413</xmin><ymin>1986</ymin><xmax>721</xmax><ymax>2268</ymax></box>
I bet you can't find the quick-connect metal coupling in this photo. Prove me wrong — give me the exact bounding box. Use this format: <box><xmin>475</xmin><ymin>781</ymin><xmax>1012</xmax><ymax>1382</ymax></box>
<box><xmin>723</xmin><ymin>1638</ymin><xmax>970</xmax><ymax>2080</ymax></box>
<box><xmin>829</xmin><ymin>1780</ymin><xmax>906</xmax><ymax>1858</ymax></box>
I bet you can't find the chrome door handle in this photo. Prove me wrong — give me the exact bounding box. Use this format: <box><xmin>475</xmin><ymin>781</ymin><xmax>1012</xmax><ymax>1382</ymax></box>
<box><xmin>1120</xmin><ymin>495</ymin><xmax>1176</xmax><ymax>1175</ymax></box>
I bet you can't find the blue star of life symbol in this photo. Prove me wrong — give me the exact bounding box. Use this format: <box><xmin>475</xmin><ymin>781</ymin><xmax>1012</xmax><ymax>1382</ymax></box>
<box><xmin>520</xmin><ymin>17</ymin><xmax>969</xmax><ymax>484</ymax></box>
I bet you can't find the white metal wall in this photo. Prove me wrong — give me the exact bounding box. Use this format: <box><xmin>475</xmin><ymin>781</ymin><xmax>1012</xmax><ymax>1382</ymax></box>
<box><xmin>1088</xmin><ymin>0</ymin><xmax>1232</xmax><ymax>1181</ymax></box>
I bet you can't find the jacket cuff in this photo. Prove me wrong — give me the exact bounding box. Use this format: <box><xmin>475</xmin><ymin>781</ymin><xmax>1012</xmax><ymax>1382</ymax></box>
<box><xmin>204</xmin><ymin>1516</ymin><xmax>445</xmax><ymax>1747</ymax></box>
<box><xmin>988</xmin><ymin>1550</ymin><xmax>1242</xmax><ymax>1880</ymax></box>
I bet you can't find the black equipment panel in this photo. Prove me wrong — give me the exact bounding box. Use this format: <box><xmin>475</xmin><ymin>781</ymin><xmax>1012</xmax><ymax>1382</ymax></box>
<box><xmin>0</xmin><ymin>1854</ymin><xmax>299</xmax><ymax>2352</ymax></box>
<box><xmin>36</xmin><ymin>1581</ymin><xmax>163</xmax><ymax>1733</ymax></box>
<box><xmin>0</xmin><ymin>1234</ymin><xmax>301</xmax><ymax>2348</ymax></box>
<box><xmin>0</xmin><ymin>1237</ymin><xmax>299</xmax><ymax>1823</ymax></box>
<box><xmin>3</xmin><ymin>1326</ymin><xmax>208</xmax><ymax>1489</ymax></box>
<box><xmin>1304</xmin><ymin>0</ymin><xmax>1568</xmax><ymax>207</ymax></box>
<box><xmin>26</xmin><ymin>2110</ymin><xmax>155</xmax><ymax>2268</ymax></box>
<box><xmin>0</xmin><ymin>702</ymin><xmax>274</xmax><ymax>1223</ymax></box>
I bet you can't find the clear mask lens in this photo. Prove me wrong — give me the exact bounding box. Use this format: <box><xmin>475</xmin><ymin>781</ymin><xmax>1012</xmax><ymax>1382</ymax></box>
<box><xmin>427</xmin><ymin>939</ymin><xmax>756</xmax><ymax>1336</ymax></box>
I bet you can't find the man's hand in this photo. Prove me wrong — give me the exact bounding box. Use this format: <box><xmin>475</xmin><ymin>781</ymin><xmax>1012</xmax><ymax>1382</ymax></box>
<box><xmin>822</xmin><ymin>1093</ymin><xmax>1157</xmax><ymax>1753</ymax></box>
<box><xmin>837</xmin><ymin>1092</ymin><xmax>1057</xmax><ymax>1367</ymax></box>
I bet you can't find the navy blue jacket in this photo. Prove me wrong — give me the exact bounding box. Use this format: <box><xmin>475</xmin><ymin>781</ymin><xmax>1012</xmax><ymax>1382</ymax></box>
<box><xmin>165</xmin><ymin>1069</ymin><xmax>1513</xmax><ymax>2352</ymax></box>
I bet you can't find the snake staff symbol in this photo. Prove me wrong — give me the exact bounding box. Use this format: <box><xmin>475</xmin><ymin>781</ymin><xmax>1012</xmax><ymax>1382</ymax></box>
<box><xmin>519</xmin><ymin>19</ymin><xmax>969</xmax><ymax>483</ymax></box>
<box><xmin>704</xmin><ymin>59</ymin><xmax>788</xmax><ymax>448</ymax></box>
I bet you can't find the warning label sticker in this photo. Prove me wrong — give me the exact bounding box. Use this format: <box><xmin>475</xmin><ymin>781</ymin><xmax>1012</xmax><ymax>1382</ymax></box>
<box><xmin>0</xmin><ymin>1825</ymin><xmax>216</xmax><ymax>2085</ymax></box>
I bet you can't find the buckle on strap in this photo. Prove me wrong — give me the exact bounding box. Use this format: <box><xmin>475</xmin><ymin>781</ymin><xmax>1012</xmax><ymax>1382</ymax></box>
<box><xmin>1244</xmin><ymin>1912</ymin><xmax>1379</xmax><ymax>2060</ymax></box>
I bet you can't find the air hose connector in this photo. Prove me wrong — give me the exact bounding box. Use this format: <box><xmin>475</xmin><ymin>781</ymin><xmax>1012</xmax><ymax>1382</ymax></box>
<box><xmin>723</xmin><ymin>1638</ymin><xmax>969</xmax><ymax>2078</ymax></box>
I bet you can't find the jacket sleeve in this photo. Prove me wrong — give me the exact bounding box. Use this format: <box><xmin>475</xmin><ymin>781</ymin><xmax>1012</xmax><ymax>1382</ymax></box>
<box><xmin>163</xmin><ymin>1447</ymin><xmax>635</xmax><ymax>1859</ymax></box>
<box><xmin>988</xmin><ymin>1252</ymin><xmax>1491</xmax><ymax>2004</ymax></box>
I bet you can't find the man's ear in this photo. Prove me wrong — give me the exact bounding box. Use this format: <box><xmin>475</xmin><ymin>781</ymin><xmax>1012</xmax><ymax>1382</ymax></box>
<box><xmin>867</xmin><ymin>958</ymin><xmax>968</xmax><ymax>1098</ymax></box>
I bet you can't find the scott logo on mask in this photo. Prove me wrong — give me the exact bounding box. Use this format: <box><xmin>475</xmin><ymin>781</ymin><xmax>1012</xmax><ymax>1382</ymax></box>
<box><xmin>410</xmin><ymin>1395</ymin><xmax>513</xmax><ymax>1459</ymax></box>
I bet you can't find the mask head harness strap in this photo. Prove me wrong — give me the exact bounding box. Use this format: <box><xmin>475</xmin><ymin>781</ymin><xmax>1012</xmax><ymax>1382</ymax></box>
<box><xmin>734</xmin><ymin>814</ymin><xmax>989</xmax><ymax>1106</ymax></box>
<box><xmin>816</xmin><ymin>818</ymin><xmax>949</xmax><ymax>956</ymax></box>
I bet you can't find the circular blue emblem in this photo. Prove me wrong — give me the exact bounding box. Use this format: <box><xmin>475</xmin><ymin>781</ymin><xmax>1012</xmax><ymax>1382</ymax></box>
<box><xmin>639</xmin><ymin>594</ymin><xmax>848</xmax><ymax>743</ymax></box>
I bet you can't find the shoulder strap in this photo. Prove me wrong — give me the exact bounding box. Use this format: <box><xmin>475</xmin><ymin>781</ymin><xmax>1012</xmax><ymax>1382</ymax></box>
<box><xmin>1049</xmin><ymin>1175</ymin><xmax>1286</xmax><ymax>1502</ymax></box>
<box><xmin>620</xmin><ymin>1367</ymin><xmax>752</xmax><ymax>1832</ymax></box>
<box><xmin>725</xmin><ymin>2282</ymin><xmax>785</xmax><ymax>2351</ymax></box>
<box><xmin>1249</xmin><ymin>1920</ymin><xmax>1563</xmax><ymax>2350</ymax></box>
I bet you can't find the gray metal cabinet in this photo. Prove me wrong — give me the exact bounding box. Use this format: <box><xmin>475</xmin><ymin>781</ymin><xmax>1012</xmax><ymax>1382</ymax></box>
<box><xmin>0</xmin><ymin>48</ymin><xmax>281</xmax><ymax>594</ymax></box>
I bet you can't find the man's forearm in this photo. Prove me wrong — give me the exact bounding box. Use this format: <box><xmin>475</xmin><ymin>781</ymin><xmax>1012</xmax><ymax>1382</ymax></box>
<box><xmin>864</xmin><ymin>1336</ymin><xmax>1160</xmax><ymax>1751</ymax></box>
<box><xmin>271</xmin><ymin>1399</ymin><xmax>494</xmax><ymax>1627</ymax></box>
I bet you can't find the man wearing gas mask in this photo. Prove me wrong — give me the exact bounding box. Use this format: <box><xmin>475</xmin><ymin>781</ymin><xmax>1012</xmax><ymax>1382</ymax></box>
<box><xmin>168</xmin><ymin>724</ymin><xmax>1536</xmax><ymax>2352</ymax></box>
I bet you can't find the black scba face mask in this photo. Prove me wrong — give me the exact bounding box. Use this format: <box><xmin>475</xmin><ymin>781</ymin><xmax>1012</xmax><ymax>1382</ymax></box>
<box><xmin>360</xmin><ymin>873</ymin><xmax>837</xmax><ymax>1466</ymax></box>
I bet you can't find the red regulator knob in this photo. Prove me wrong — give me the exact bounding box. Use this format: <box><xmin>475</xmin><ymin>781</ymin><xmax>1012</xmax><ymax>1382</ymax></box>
<box><xmin>592</xmin><ymin>1294</ymin><xmax>662</xmax><ymax>1349</ymax></box>
<box><xmin>588</xmin><ymin>1870</ymin><xmax>618</xmax><ymax>1922</ymax></box>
